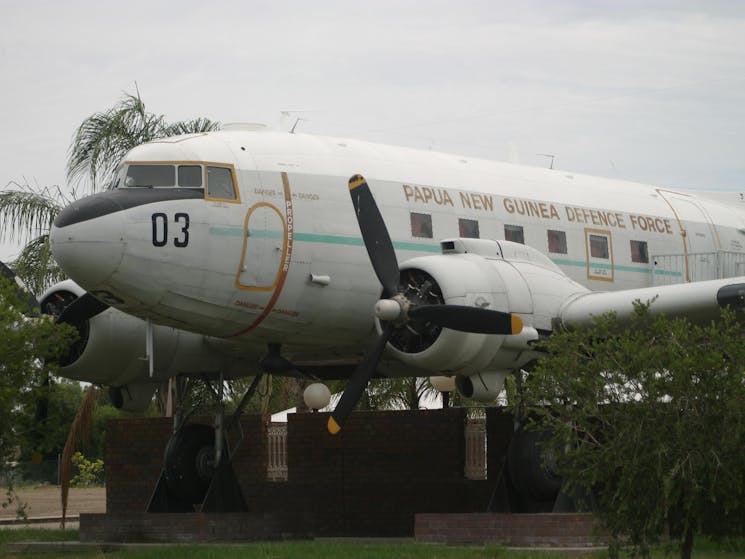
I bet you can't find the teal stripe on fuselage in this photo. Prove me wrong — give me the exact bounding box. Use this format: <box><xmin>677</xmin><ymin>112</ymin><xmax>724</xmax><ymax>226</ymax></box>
<box><xmin>549</xmin><ymin>257</ymin><xmax>683</xmax><ymax>277</ymax></box>
<box><xmin>208</xmin><ymin>226</ymin><xmax>679</xmax><ymax>275</ymax></box>
<box><xmin>208</xmin><ymin>226</ymin><xmax>441</xmax><ymax>253</ymax></box>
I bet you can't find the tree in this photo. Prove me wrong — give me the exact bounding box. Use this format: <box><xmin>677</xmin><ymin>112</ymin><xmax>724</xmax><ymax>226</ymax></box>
<box><xmin>365</xmin><ymin>377</ymin><xmax>439</xmax><ymax>411</ymax></box>
<box><xmin>516</xmin><ymin>306</ymin><xmax>745</xmax><ymax>559</ymax></box>
<box><xmin>67</xmin><ymin>87</ymin><xmax>220</xmax><ymax>191</ymax></box>
<box><xmin>0</xmin><ymin>182</ymin><xmax>71</xmax><ymax>294</ymax></box>
<box><xmin>0</xmin><ymin>275</ymin><xmax>77</xmax><ymax>481</ymax></box>
<box><xmin>0</xmin><ymin>87</ymin><xmax>220</xmax><ymax>292</ymax></box>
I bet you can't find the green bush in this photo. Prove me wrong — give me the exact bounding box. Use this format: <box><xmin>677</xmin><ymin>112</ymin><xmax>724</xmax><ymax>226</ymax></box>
<box><xmin>70</xmin><ymin>452</ymin><xmax>104</xmax><ymax>487</ymax></box>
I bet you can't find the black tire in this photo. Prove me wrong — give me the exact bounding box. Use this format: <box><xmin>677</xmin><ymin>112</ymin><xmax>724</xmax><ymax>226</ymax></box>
<box><xmin>163</xmin><ymin>424</ymin><xmax>216</xmax><ymax>505</ymax></box>
<box><xmin>506</xmin><ymin>427</ymin><xmax>562</xmax><ymax>503</ymax></box>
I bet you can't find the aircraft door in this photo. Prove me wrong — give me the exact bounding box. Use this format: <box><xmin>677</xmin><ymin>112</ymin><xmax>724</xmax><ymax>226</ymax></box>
<box><xmin>236</xmin><ymin>203</ymin><xmax>287</xmax><ymax>290</ymax></box>
<box><xmin>235</xmin><ymin>171</ymin><xmax>293</xmax><ymax>293</ymax></box>
<box><xmin>657</xmin><ymin>190</ymin><xmax>720</xmax><ymax>282</ymax></box>
<box><xmin>584</xmin><ymin>228</ymin><xmax>614</xmax><ymax>282</ymax></box>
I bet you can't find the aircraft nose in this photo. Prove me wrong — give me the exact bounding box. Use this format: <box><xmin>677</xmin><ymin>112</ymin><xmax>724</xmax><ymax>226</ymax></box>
<box><xmin>51</xmin><ymin>194</ymin><xmax>125</xmax><ymax>288</ymax></box>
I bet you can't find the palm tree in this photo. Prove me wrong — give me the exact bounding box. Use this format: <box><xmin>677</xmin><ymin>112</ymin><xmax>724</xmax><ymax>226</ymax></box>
<box><xmin>365</xmin><ymin>377</ymin><xmax>440</xmax><ymax>411</ymax></box>
<box><xmin>0</xmin><ymin>87</ymin><xmax>220</xmax><ymax>293</ymax></box>
<box><xmin>0</xmin><ymin>181</ymin><xmax>72</xmax><ymax>294</ymax></box>
<box><xmin>67</xmin><ymin>87</ymin><xmax>219</xmax><ymax>191</ymax></box>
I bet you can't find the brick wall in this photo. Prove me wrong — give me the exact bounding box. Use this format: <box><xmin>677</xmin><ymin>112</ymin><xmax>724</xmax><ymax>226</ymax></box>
<box><xmin>100</xmin><ymin>409</ymin><xmax>603</xmax><ymax>542</ymax></box>
<box><xmin>415</xmin><ymin>512</ymin><xmax>604</xmax><ymax>547</ymax></box>
<box><xmin>101</xmin><ymin>409</ymin><xmax>493</xmax><ymax>538</ymax></box>
<box><xmin>287</xmin><ymin>408</ymin><xmax>467</xmax><ymax>484</ymax></box>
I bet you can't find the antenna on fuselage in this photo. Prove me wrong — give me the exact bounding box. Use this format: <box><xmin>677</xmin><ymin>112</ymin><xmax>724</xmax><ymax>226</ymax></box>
<box><xmin>289</xmin><ymin>117</ymin><xmax>306</xmax><ymax>134</ymax></box>
<box><xmin>280</xmin><ymin>109</ymin><xmax>323</xmax><ymax>134</ymax></box>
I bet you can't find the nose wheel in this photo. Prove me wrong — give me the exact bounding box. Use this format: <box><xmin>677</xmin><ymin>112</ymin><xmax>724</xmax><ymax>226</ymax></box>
<box><xmin>147</xmin><ymin>373</ymin><xmax>265</xmax><ymax>512</ymax></box>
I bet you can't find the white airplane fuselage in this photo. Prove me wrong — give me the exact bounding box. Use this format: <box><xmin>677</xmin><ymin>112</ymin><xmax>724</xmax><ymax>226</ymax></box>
<box><xmin>50</xmin><ymin>128</ymin><xmax>745</xmax><ymax>365</ymax></box>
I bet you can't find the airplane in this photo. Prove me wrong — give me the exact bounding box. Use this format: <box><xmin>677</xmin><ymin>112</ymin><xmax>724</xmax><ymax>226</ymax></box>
<box><xmin>38</xmin><ymin>123</ymin><xmax>745</xmax><ymax>509</ymax></box>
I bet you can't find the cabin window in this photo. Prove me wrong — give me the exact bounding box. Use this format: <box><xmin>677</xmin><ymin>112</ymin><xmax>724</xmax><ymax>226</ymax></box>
<box><xmin>504</xmin><ymin>224</ymin><xmax>524</xmax><ymax>244</ymax></box>
<box><xmin>178</xmin><ymin>165</ymin><xmax>203</xmax><ymax>187</ymax></box>
<box><xmin>630</xmin><ymin>240</ymin><xmax>649</xmax><ymax>263</ymax></box>
<box><xmin>206</xmin><ymin>166</ymin><xmax>237</xmax><ymax>200</ymax></box>
<box><xmin>547</xmin><ymin>230</ymin><xmax>567</xmax><ymax>254</ymax></box>
<box><xmin>410</xmin><ymin>212</ymin><xmax>433</xmax><ymax>238</ymax></box>
<box><xmin>125</xmin><ymin>164</ymin><xmax>175</xmax><ymax>187</ymax></box>
<box><xmin>459</xmin><ymin>218</ymin><xmax>480</xmax><ymax>239</ymax></box>
<box><xmin>589</xmin><ymin>234</ymin><xmax>610</xmax><ymax>259</ymax></box>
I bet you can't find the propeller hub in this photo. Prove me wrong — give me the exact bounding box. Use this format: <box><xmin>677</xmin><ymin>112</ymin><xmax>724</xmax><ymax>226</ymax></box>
<box><xmin>374</xmin><ymin>295</ymin><xmax>410</xmax><ymax>323</ymax></box>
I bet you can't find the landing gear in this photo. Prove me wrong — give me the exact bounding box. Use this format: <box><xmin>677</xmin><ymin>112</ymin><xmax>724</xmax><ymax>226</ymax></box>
<box><xmin>163</xmin><ymin>424</ymin><xmax>219</xmax><ymax>505</ymax></box>
<box><xmin>146</xmin><ymin>373</ymin><xmax>264</xmax><ymax>513</ymax></box>
<box><xmin>488</xmin><ymin>368</ymin><xmax>593</xmax><ymax>513</ymax></box>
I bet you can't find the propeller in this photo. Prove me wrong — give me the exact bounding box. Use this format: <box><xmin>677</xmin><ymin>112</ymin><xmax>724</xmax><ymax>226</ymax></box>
<box><xmin>327</xmin><ymin>175</ymin><xmax>523</xmax><ymax>434</ymax></box>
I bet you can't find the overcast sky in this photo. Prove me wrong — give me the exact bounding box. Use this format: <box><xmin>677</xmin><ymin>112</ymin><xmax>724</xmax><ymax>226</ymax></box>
<box><xmin>2</xmin><ymin>1</ymin><xmax>745</xmax><ymax>261</ymax></box>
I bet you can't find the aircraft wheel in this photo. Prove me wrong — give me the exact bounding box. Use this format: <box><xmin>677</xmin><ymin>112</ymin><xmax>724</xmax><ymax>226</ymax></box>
<box><xmin>506</xmin><ymin>427</ymin><xmax>562</xmax><ymax>503</ymax></box>
<box><xmin>163</xmin><ymin>423</ymin><xmax>216</xmax><ymax>504</ymax></box>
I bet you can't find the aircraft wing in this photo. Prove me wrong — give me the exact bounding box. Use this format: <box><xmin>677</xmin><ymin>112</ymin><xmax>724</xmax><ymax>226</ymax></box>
<box><xmin>556</xmin><ymin>276</ymin><xmax>745</xmax><ymax>329</ymax></box>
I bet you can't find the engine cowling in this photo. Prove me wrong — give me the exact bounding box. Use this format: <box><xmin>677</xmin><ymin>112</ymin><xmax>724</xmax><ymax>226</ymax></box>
<box><xmin>455</xmin><ymin>371</ymin><xmax>506</xmax><ymax>402</ymax></box>
<box><xmin>39</xmin><ymin>280</ymin><xmax>257</xmax><ymax>389</ymax></box>
<box><xmin>377</xmin><ymin>239</ymin><xmax>587</xmax><ymax>398</ymax></box>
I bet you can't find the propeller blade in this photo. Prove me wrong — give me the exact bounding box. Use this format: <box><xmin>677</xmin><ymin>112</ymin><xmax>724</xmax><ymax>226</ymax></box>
<box><xmin>0</xmin><ymin>261</ymin><xmax>40</xmax><ymax>316</ymax></box>
<box><xmin>408</xmin><ymin>304</ymin><xmax>523</xmax><ymax>335</ymax></box>
<box><xmin>328</xmin><ymin>324</ymin><xmax>394</xmax><ymax>435</ymax></box>
<box><xmin>348</xmin><ymin>174</ymin><xmax>400</xmax><ymax>298</ymax></box>
<box><xmin>57</xmin><ymin>292</ymin><xmax>109</xmax><ymax>325</ymax></box>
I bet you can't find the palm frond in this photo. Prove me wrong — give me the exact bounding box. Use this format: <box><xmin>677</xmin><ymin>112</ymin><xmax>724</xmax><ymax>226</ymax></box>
<box><xmin>11</xmin><ymin>235</ymin><xmax>66</xmax><ymax>294</ymax></box>
<box><xmin>160</xmin><ymin>117</ymin><xmax>221</xmax><ymax>136</ymax></box>
<box><xmin>60</xmin><ymin>386</ymin><xmax>98</xmax><ymax>528</ymax></box>
<box><xmin>67</xmin><ymin>88</ymin><xmax>223</xmax><ymax>192</ymax></box>
<box><xmin>0</xmin><ymin>182</ymin><xmax>67</xmax><ymax>244</ymax></box>
<box><xmin>67</xmin><ymin>91</ymin><xmax>164</xmax><ymax>192</ymax></box>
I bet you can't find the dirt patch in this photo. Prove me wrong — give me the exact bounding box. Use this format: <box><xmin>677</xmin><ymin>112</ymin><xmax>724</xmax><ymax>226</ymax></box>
<box><xmin>1</xmin><ymin>486</ymin><xmax>105</xmax><ymax>519</ymax></box>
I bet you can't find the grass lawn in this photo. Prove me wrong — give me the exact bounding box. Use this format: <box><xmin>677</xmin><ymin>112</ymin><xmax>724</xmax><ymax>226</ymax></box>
<box><xmin>2</xmin><ymin>529</ymin><xmax>745</xmax><ymax>559</ymax></box>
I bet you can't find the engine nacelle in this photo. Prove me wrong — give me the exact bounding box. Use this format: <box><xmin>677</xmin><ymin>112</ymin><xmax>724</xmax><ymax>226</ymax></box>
<box><xmin>39</xmin><ymin>280</ymin><xmax>256</xmax><ymax>388</ymax></box>
<box><xmin>377</xmin><ymin>238</ymin><xmax>586</xmax><ymax>378</ymax></box>
<box><xmin>455</xmin><ymin>371</ymin><xmax>506</xmax><ymax>403</ymax></box>
<box><xmin>108</xmin><ymin>383</ymin><xmax>160</xmax><ymax>413</ymax></box>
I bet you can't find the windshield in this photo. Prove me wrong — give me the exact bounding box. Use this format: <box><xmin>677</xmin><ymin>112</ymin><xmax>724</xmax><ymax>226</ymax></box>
<box><xmin>125</xmin><ymin>165</ymin><xmax>175</xmax><ymax>187</ymax></box>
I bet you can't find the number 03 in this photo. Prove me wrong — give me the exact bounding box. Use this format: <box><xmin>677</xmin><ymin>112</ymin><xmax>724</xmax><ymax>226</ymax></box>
<box><xmin>152</xmin><ymin>212</ymin><xmax>190</xmax><ymax>248</ymax></box>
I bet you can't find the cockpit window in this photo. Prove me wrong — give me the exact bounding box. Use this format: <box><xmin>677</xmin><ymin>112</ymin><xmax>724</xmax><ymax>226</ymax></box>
<box><xmin>125</xmin><ymin>165</ymin><xmax>175</xmax><ymax>187</ymax></box>
<box><xmin>206</xmin><ymin>166</ymin><xmax>237</xmax><ymax>200</ymax></box>
<box><xmin>178</xmin><ymin>165</ymin><xmax>202</xmax><ymax>187</ymax></box>
<box><xmin>119</xmin><ymin>161</ymin><xmax>238</xmax><ymax>201</ymax></box>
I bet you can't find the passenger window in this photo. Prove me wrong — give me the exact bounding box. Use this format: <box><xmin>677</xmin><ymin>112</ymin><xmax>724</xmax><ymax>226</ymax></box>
<box><xmin>504</xmin><ymin>224</ymin><xmax>524</xmax><ymax>244</ymax></box>
<box><xmin>590</xmin><ymin>234</ymin><xmax>610</xmax><ymax>259</ymax></box>
<box><xmin>178</xmin><ymin>165</ymin><xmax>202</xmax><ymax>187</ymax></box>
<box><xmin>547</xmin><ymin>230</ymin><xmax>567</xmax><ymax>254</ymax></box>
<box><xmin>630</xmin><ymin>240</ymin><xmax>649</xmax><ymax>263</ymax></box>
<box><xmin>206</xmin><ymin>166</ymin><xmax>237</xmax><ymax>200</ymax></box>
<box><xmin>458</xmin><ymin>218</ymin><xmax>479</xmax><ymax>239</ymax></box>
<box><xmin>125</xmin><ymin>165</ymin><xmax>175</xmax><ymax>187</ymax></box>
<box><xmin>410</xmin><ymin>213</ymin><xmax>433</xmax><ymax>238</ymax></box>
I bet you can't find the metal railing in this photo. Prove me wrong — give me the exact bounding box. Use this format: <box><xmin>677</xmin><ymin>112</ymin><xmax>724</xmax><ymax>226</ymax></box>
<box><xmin>464</xmin><ymin>417</ymin><xmax>487</xmax><ymax>480</ymax></box>
<box><xmin>266</xmin><ymin>423</ymin><xmax>288</xmax><ymax>481</ymax></box>
<box><xmin>652</xmin><ymin>251</ymin><xmax>745</xmax><ymax>286</ymax></box>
